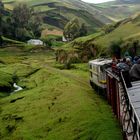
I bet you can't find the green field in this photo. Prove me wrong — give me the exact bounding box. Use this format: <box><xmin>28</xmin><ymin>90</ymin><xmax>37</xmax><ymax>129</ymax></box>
<box><xmin>0</xmin><ymin>47</ymin><xmax>123</xmax><ymax>140</ymax></box>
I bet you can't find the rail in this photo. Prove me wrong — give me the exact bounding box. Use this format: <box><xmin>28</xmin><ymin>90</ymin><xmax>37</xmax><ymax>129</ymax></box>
<box><xmin>120</xmin><ymin>71</ymin><xmax>140</xmax><ymax>140</ymax></box>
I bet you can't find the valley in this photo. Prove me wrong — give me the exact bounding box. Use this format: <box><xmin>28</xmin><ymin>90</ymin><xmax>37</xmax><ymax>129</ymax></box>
<box><xmin>0</xmin><ymin>48</ymin><xmax>123</xmax><ymax>140</ymax></box>
<box><xmin>1</xmin><ymin>0</ymin><xmax>140</xmax><ymax>139</ymax></box>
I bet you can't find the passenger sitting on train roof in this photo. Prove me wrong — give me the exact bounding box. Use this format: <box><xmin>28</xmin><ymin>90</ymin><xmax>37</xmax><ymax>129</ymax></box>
<box><xmin>116</xmin><ymin>58</ymin><xmax>130</xmax><ymax>71</ymax></box>
<box><xmin>124</xmin><ymin>51</ymin><xmax>132</xmax><ymax>61</ymax></box>
<box><xmin>133</xmin><ymin>56</ymin><xmax>139</xmax><ymax>64</ymax></box>
<box><xmin>111</xmin><ymin>57</ymin><xmax>117</xmax><ymax>70</ymax></box>
<box><xmin>130</xmin><ymin>59</ymin><xmax>140</xmax><ymax>81</ymax></box>
<box><xmin>126</xmin><ymin>58</ymin><xmax>132</xmax><ymax>68</ymax></box>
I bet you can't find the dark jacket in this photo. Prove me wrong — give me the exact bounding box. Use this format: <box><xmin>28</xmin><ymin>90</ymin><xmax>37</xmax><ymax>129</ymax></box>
<box><xmin>130</xmin><ymin>64</ymin><xmax>140</xmax><ymax>81</ymax></box>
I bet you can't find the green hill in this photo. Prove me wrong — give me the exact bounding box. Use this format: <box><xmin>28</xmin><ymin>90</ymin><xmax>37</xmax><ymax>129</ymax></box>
<box><xmin>0</xmin><ymin>50</ymin><xmax>123</xmax><ymax>140</ymax></box>
<box><xmin>56</xmin><ymin>14</ymin><xmax>140</xmax><ymax>62</ymax></box>
<box><xmin>2</xmin><ymin>0</ymin><xmax>112</xmax><ymax>33</ymax></box>
<box><xmin>2</xmin><ymin>0</ymin><xmax>140</xmax><ymax>32</ymax></box>
<box><xmin>92</xmin><ymin>0</ymin><xmax>140</xmax><ymax>22</ymax></box>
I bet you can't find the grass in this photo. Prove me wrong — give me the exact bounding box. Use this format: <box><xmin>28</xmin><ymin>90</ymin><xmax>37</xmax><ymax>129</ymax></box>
<box><xmin>0</xmin><ymin>71</ymin><xmax>13</xmax><ymax>95</ymax></box>
<box><xmin>33</xmin><ymin>5</ymin><xmax>55</xmax><ymax>12</ymax></box>
<box><xmin>60</xmin><ymin>14</ymin><xmax>140</xmax><ymax>57</ymax></box>
<box><xmin>94</xmin><ymin>19</ymin><xmax>140</xmax><ymax>53</ymax></box>
<box><xmin>2</xmin><ymin>36</ymin><xmax>25</xmax><ymax>45</ymax></box>
<box><xmin>2</xmin><ymin>0</ymin><xmax>105</xmax><ymax>33</ymax></box>
<box><xmin>61</xmin><ymin>32</ymin><xmax>102</xmax><ymax>50</ymax></box>
<box><xmin>0</xmin><ymin>48</ymin><xmax>123</xmax><ymax>140</ymax></box>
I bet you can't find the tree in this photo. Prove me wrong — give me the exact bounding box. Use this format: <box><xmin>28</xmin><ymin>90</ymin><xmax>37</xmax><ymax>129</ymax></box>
<box><xmin>11</xmin><ymin>3</ymin><xmax>42</xmax><ymax>41</ymax></box>
<box><xmin>0</xmin><ymin>0</ymin><xmax>4</xmax><ymax>46</ymax></box>
<box><xmin>12</xmin><ymin>3</ymin><xmax>31</xmax><ymax>28</ymax></box>
<box><xmin>109</xmin><ymin>40</ymin><xmax>123</xmax><ymax>59</ymax></box>
<box><xmin>102</xmin><ymin>24</ymin><xmax>115</xmax><ymax>34</ymax></box>
<box><xmin>79</xmin><ymin>23</ymin><xmax>87</xmax><ymax>37</ymax></box>
<box><xmin>29</xmin><ymin>13</ymin><xmax>42</xmax><ymax>38</ymax></box>
<box><xmin>64</xmin><ymin>18</ymin><xmax>80</xmax><ymax>41</ymax></box>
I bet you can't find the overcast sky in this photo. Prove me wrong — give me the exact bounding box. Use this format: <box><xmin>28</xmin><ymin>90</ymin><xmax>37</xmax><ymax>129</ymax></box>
<box><xmin>82</xmin><ymin>0</ymin><xmax>115</xmax><ymax>3</ymax></box>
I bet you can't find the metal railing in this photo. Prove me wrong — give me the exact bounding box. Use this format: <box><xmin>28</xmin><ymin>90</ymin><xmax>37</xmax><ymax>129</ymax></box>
<box><xmin>120</xmin><ymin>71</ymin><xmax>140</xmax><ymax>140</ymax></box>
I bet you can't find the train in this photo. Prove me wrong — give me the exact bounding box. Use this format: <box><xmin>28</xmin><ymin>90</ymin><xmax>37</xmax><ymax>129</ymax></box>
<box><xmin>89</xmin><ymin>58</ymin><xmax>140</xmax><ymax>140</ymax></box>
<box><xmin>89</xmin><ymin>58</ymin><xmax>112</xmax><ymax>94</ymax></box>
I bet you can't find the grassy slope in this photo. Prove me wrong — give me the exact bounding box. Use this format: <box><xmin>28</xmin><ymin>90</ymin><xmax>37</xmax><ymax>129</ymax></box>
<box><xmin>3</xmin><ymin>0</ymin><xmax>140</xmax><ymax>26</ymax></box>
<box><xmin>62</xmin><ymin>14</ymin><xmax>140</xmax><ymax>56</ymax></box>
<box><xmin>60</xmin><ymin>32</ymin><xmax>103</xmax><ymax>52</ymax></box>
<box><xmin>2</xmin><ymin>0</ymin><xmax>110</xmax><ymax>32</ymax></box>
<box><xmin>94</xmin><ymin>16</ymin><xmax>140</xmax><ymax>53</ymax></box>
<box><xmin>0</xmin><ymin>71</ymin><xmax>13</xmax><ymax>97</ymax></box>
<box><xmin>0</xmin><ymin>49</ymin><xmax>122</xmax><ymax>140</ymax></box>
<box><xmin>92</xmin><ymin>1</ymin><xmax>140</xmax><ymax>22</ymax></box>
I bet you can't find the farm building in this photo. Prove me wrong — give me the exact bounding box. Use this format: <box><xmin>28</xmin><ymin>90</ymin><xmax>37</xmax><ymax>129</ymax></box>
<box><xmin>27</xmin><ymin>39</ymin><xmax>43</xmax><ymax>46</ymax></box>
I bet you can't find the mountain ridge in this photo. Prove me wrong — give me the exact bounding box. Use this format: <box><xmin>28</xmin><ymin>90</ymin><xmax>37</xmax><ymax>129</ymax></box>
<box><xmin>2</xmin><ymin>0</ymin><xmax>113</xmax><ymax>33</ymax></box>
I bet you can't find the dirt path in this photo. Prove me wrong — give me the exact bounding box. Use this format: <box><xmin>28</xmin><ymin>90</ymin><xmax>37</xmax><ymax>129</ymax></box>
<box><xmin>44</xmin><ymin>65</ymin><xmax>91</xmax><ymax>89</ymax></box>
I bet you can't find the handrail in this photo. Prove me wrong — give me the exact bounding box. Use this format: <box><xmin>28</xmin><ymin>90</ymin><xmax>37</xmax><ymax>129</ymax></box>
<box><xmin>120</xmin><ymin>71</ymin><xmax>140</xmax><ymax>125</ymax></box>
<box><xmin>120</xmin><ymin>71</ymin><xmax>140</xmax><ymax>139</ymax></box>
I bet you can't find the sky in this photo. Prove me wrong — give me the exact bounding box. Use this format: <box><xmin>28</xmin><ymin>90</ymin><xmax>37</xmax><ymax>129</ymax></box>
<box><xmin>81</xmin><ymin>0</ymin><xmax>115</xmax><ymax>3</ymax></box>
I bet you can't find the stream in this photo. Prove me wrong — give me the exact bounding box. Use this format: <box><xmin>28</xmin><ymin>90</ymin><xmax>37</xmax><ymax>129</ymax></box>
<box><xmin>11</xmin><ymin>83</ymin><xmax>23</xmax><ymax>95</ymax></box>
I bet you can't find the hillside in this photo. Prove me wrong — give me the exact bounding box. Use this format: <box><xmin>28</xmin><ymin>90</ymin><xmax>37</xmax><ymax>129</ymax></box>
<box><xmin>56</xmin><ymin>14</ymin><xmax>140</xmax><ymax>63</ymax></box>
<box><xmin>2</xmin><ymin>0</ymin><xmax>140</xmax><ymax>33</ymax></box>
<box><xmin>116</xmin><ymin>0</ymin><xmax>140</xmax><ymax>3</ymax></box>
<box><xmin>2</xmin><ymin>0</ymin><xmax>113</xmax><ymax>33</ymax></box>
<box><xmin>91</xmin><ymin>0</ymin><xmax>140</xmax><ymax>22</ymax></box>
<box><xmin>0</xmin><ymin>49</ymin><xmax>123</xmax><ymax>140</ymax></box>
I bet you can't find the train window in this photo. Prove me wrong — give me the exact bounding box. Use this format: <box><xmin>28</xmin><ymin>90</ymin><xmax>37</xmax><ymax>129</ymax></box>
<box><xmin>89</xmin><ymin>64</ymin><xmax>92</xmax><ymax>69</ymax></box>
<box><xmin>90</xmin><ymin>72</ymin><xmax>92</xmax><ymax>78</ymax></box>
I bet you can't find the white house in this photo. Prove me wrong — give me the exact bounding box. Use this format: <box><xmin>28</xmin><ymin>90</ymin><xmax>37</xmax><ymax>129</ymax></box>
<box><xmin>27</xmin><ymin>39</ymin><xmax>43</xmax><ymax>46</ymax></box>
<box><xmin>62</xmin><ymin>36</ymin><xmax>67</xmax><ymax>42</ymax></box>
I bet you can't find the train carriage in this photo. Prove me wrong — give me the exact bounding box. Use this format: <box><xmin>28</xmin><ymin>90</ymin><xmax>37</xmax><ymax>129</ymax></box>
<box><xmin>89</xmin><ymin>58</ymin><xmax>140</xmax><ymax>140</ymax></box>
<box><xmin>89</xmin><ymin>58</ymin><xmax>112</xmax><ymax>89</ymax></box>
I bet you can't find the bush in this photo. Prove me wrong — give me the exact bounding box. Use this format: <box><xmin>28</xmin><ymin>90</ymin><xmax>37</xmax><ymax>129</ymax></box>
<box><xmin>109</xmin><ymin>39</ymin><xmax>123</xmax><ymax>59</ymax></box>
<box><xmin>42</xmin><ymin>35</ymin><xmax>63</xmax><ymax>48</ymax></box>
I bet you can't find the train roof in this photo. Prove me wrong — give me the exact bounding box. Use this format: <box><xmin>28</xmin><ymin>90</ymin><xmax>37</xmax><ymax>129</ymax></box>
<box><xmin>89</xmin><ymin>59</ymin><xmax>112</xmax><ymax>66</ymax></box>
<box><xmin>127</xmin><ymin>81</ymin><xmax>140</xmax><ymax>123</ymax></box>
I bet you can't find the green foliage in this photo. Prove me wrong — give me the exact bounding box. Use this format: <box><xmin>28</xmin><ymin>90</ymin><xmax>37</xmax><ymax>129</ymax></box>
<box><xmin>64</xmin><ymin>60</ymin><xmax>72</xmax><ymax>69</ymax></box>
<box><xmin>79</xmin><ymin>23</ymin><xmax>87</xmax><ymax>37</ymax></box>
<box><xmin>15</xmin><ymin>28</ymin><xmax>33</xmax><ymax>41</ymax></box>
<box><xmin>64</xmin><ymin>18</ymin><xmax>80</xmax><ymax>41</ymax></box>
<box><xmin>11</xmin><ymin>3</ymin><xmax>43</xmax><ymax>41</ymax></box>
<box><xmin>28</xmin><ymin>13</ymin><xmax>43</xmax><ymax>38</ymax></box>
<box><xmin>2</xmin><ymin>36</ymin><xmax>25</xmax><ymax>44</ymax></box>
<box><xmin>102</xmin><ymin>24</ymin><xmax>115</xmax><ymax>34</ymax></box>
<box><xmin>1</xmin><ymin>2</ymin><xmax>43</xmax><ymax>42</ymax></box>
<box><xmin>0</xmin><ymin>71</ymin><xmax>13</xmax><ymax>93</ymax></box>
<box><xmin>121</xmin><ymin>39</ymin><xmax>140</xmax><ymax>56</ymax></box>
<box><xmin>42</xmin><ymin>35</ymin><xmax>63</xmax><ymax>48</ymax></box>
<box><xmin>12</xmin><ymin>3</ymin><xmax>31</xmax><ymax>28</ymax></box>
<box><xmin>64</xmin><ymin>18</ymin><xmax>87</xmax><ymax>41</ymax></box>
<box><xmin>109</xmin><ymin>39</ymin><xmax>123</xmax><ymax>58</ymax></box>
